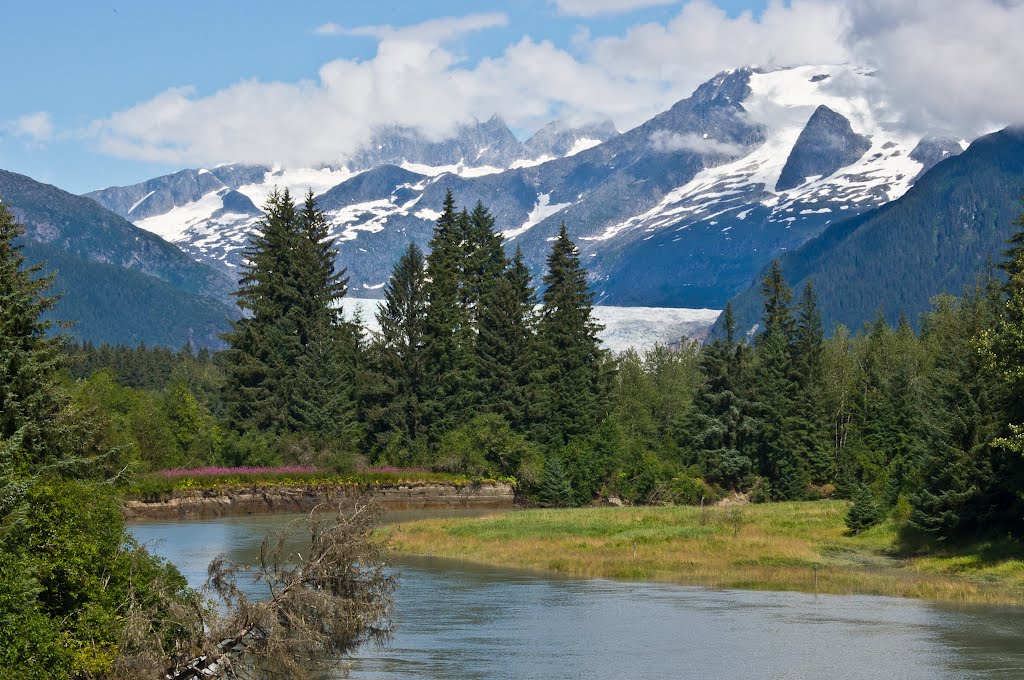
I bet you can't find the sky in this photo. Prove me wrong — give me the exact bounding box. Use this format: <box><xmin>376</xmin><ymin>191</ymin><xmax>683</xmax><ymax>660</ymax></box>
<box><xmin>2</xmin><ymin>0</ymin><xmax>1022</xmax><ymax>194</ymax></box>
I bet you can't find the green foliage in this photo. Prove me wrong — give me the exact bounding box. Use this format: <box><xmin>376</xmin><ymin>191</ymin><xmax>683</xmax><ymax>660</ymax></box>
<box><xmin>435</xmin><ymin>413</ymin><xmax>541</xmax><ymax>479</ymax></box>
<box><xmin>365</xmin><ymin>242</ymin><xmax>429</xmax><ymax>459</ymax></box>
<box><xmin>532</xmin><ymin>223</ymin><xmax>610</xmax><ymax>447</ymax></box>
<box><xmin>0</xmin><ymin>203</ymin><xmax>65</xmax><ymax>464</ymax></box>
<box><xmin>538</xmin><ymin>453</ymin><xmax>574</xmax><ymax>507</ymax></box>
<box><xmin>846</xmin><ymin>485</ymin><xmax>884</xmax><ymax>534</ymax></box>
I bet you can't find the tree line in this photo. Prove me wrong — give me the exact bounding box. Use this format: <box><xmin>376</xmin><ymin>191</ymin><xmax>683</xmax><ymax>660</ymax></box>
<box><xmin>64</xmin><ymin>189</ymin><xmax>1024</xmax><ymax>541</ymax></box>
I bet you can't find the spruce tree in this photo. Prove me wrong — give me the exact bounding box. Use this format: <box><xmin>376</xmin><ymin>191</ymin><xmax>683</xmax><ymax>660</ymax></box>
<box><xmin>421</xmin><ymin>190</ymin><xmax>474</xmax><ymax>442</ymax></box>
<box><xmin>751</xmin><ymin>260</ymin><xmax>809</xmax><ymax>500</ymax></box>
<box><xmin>533</xmin><ymin>224</ymin><xmax>608</xmax><ymax>447</ymax></box>
<box><xmin>0</xmin><ymin>203</ymin><xmax>65</xmax><ymax>462</ymax></box>
<box><xmin>846</xmin><ymin>484</ymin><xmax>883</xmax><ymax>534</ymax></box>
<box><xmin>289</xmin><ymin>191</ymin><xmax>359</xmax><ymax>443</ymax></box>
<box><xmin>791</xmin><ymin>281</ymin><xmax>832</xmax><ymax>484</ymax></box>
<box><xmin>365</xmin><ymin>243</ymin><xmax>429</xmax><ymax>459</ymax></box>
<box><xmin>476</xmin><ymin>245</ymin><xmax>537</xmax><ymax>430</ymax></box>
<box><xmin>221</xmin><ymin>189</ymin><xmax>303</xmax><ymax>433</ymax></box>
<box><xmin>538</xmin><ymin>453</ymin><xmax>574</xmax><ymax>507</ymax></box>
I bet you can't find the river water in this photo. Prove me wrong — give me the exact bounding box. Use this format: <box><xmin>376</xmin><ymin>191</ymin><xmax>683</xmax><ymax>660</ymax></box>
<box><xmin>129</xmin><ymin>512</ymin><xmax>1024</xmax><ymax>679</ymax></box>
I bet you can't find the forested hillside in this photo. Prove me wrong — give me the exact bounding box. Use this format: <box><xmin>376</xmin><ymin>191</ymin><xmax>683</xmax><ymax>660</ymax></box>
<box><xmin>720</xmin><ymin>127</ymin><xmax>1024</xmax><ymax>336</ymax></box>
<box><xmin>0</xmin><ymin>169</ymin><xmax>237</xmax><ymax>348</ymax></box>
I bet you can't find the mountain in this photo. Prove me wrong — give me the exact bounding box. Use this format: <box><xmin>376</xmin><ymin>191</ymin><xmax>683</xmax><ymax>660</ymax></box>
<box><xmin>716</xmin><ymin>126</ymin><xmax>1024</xmax><ymax>337</ymax></box>
<box><xmin>87</xmin><ymin>64</ymin><xmax>965</xmax><ymax>308</ymax></box>
<box><xmin>0</xmin><ymin>170</ymin><xmax>237</xmax><ymax>348</ymax></box>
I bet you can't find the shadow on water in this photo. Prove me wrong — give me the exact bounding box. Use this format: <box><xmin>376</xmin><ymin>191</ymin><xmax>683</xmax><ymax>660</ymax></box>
<box><xmin>129</xmin><ymin>511</ymin><xmax>1024</xmax><ymax>680</ymax></box>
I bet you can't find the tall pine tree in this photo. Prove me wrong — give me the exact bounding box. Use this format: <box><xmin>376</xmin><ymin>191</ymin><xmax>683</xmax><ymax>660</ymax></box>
<box><xmin>532</xmin><ymin>223</ymin><xmax>608</xmax><ymax>447</ymax></box>
<box><xmin>0</xmin><ymin>203</ymin><xmax>65</xmax><ymax>462</ymax></box>
<box><xmin>476</xmin><ymin>245</ymin><xmax>537</xmax><ymax>430</ymax></box>
<box><xmin>365</xmin><ymin>243</ymin><xmax>430</xmax><ymax>461</ymax></box>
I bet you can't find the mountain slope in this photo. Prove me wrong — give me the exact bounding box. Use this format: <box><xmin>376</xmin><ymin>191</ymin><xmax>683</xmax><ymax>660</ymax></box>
<box><xmin>718</xmin><ymin>126</ymin><xmax>1024</xmax><ymax>336</ymax></box>
<box><xmin>0</xmin><ymin>169</ymin><xmax>237</xmax><ymax>348</ymax></box>
<box><xmin>1</xmin><ymin>170</ymin><xmax>235</xmax><ymax>302</ymax></box>
<box><xmin>86</xmin><ymin>65</ymin><xmax>964</xmax><ymax>309</ymax></box>
<box><xmin>25</xmin><ymin>242</ymin><xmax>234</xmax><ymax>349</ymax></box>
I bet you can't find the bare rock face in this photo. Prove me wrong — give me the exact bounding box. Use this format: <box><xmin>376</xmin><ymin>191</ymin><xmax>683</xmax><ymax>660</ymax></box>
<box><xmin>776</xmin><ymin>105</ymin><xmax>872</xmax><ymax>192</ymax></box>
<box><xmin>122</xmin><ymin>481</ymin><xmax>516</xmax><ymax>520</ymax></box>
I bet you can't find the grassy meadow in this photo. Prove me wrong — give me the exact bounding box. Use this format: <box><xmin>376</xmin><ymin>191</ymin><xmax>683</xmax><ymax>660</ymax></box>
<box><xmin>385</xmin><ymin>500</ymin><xmax>1024</xmax><ymax>605</ymax></box>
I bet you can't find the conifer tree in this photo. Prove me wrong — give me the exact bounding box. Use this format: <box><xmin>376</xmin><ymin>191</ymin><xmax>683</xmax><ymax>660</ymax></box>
<box><xmin>463</xmin><ymin>201</ymin><xmax>508</xmax><ymax>324</ymax></box>
<box><xmin>791</xmin><ymin>281</ymin><xmax>832</xmax><ymax>484</ymax></box>
<box><xmin>538</xmin><ymin>453</ymin><xmax>574</xmax><ymax>507</ymax></box>
<box><xmin>751</xmin><ymin>260</ymin><xmax>808</xmax><ymax>499</ymax></box>
<box><xmin>533</xmin><ymin>224</ymin><xmax>608</xmax><ymax>446</ymax></box>
<box><xmin>689</xmin><ymin>303</ymin><xmax>755</xmax><ymax>487</ymax></box>
<box><xmin>365</xmin><ymin>243</ymin><xmax>429</xmax><ymax>459</ymax></box>
<box><xmin>0</xmin><ymin>203</ymin><xmax>65</xmax><ymax>461</ymax></box>
<box><xmin>476</xmin><ymin>245</ymin><xmax>537</xmax><ymax>430</ymax></box>
<box><xmin>421</xmin><ymin>191</ymin><xmax>474</xmax><ymax>441</ymax></box>
<box><xmin>289</xmin><ymin>191</ymin><xmax>359</xmax><ymax>444</ymax></box>
<box><xmin>846</xmin><ymin>484</ymin><xmax>883</xmax><ymax>534</ymax></box>
<box><xmin>222</xmin><ymin>189</ymin><xmax>303</xmax><ymax>433</ymax></box>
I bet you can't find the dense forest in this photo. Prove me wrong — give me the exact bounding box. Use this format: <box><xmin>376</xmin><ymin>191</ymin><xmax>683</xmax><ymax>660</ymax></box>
<box><xmin>58</xmin><ymin>188</ymin><xmax>1024</xmax><ymax>539</ymax></box>
<box><xmin>4</xmin><ymin>187</ymin><xmax>1024</xmax><ymax>676</ymax></box>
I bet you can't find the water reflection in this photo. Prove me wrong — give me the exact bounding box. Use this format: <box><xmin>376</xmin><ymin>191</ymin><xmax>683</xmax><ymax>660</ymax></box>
<box><xmin>129</xmin><ymin>513</ymin><xmax>1024</xmax><ymax>680</ymax></box>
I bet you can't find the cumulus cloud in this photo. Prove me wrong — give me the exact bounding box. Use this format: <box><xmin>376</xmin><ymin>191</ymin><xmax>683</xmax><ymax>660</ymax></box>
<box><xmin>11</xmin><ymin>111</ymin><xmax>55</xmax><ymax>142</ymax></box>
<box><xmin>551</xmin><ymin>0</ymin><xmax>681</xmax><ymax>17</ymax></box>
<box><xmin>844</xmin><ymin>0</ymin><xmax>1024</xmax><ymax>133</ymax></box>
<box><xmin>85</xmin><ymin>1</ymin><xmax>1024</xmax><ymax>169</ymax></box>
<box><xmin>649</xmin><ymin>130</ymin><xmax>747</xmax><ymax>155</ymax></box>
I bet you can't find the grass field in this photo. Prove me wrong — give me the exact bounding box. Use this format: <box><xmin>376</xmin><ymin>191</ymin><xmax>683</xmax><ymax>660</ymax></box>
<box><xmin>385</xmin><ymin>501</ymin><xmax>1024</xmax><ymax>605</ymax></box>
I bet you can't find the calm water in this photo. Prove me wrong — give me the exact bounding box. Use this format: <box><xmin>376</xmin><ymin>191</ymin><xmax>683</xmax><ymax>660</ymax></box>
<box><xmin>129</xmin><ymin>512</ymin><xmax>1024</xmax><ymax>679</ymax></box>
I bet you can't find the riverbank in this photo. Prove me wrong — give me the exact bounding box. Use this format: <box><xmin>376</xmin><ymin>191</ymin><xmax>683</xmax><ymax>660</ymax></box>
<box><xmin>122</xmin><ymin>479</ymin><xmax>515</xmax><ymax>520</ymax></box>
<box><xmin>385</xmin><ymin>501</ymin><xmax>1024</xmax><ymax>605</ymax></box>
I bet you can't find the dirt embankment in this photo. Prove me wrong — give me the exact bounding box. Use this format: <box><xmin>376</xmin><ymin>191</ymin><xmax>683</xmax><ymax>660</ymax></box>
<box><xmin>122</xmin><ymin>481</ymin><xmax>515</xmax><ymax>520</ymax></box>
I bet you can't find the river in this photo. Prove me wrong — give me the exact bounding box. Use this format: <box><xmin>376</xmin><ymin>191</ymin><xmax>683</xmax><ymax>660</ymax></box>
<box><xmin>129</xmin><ymin>511</ymin><xmax>1024</xmax><ymax>679</ymax></box>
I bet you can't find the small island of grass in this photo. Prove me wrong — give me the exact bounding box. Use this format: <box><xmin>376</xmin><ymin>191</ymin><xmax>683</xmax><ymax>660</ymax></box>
<box><xmin>386</xmin><ymin>501</ymin><xmax>1024</xmax><ymax>605</ymax></box>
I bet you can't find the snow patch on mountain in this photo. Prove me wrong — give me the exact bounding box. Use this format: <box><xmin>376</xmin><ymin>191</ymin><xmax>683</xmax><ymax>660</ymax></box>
<box><xmin>235</xmin><ymin>166</ymin><xmax>358</xmax><ymax>208</ymax></box>
<box><xmin>587</xmin><ymin>65</ymin><xmax>928</xmax><ymax>243</ymax></box>
<box><xmin>398</xmin><ymin>161</ymin><xmax>504</xmax><ymax>178</ymax></box>
<box><xmin>504</xmin><ymin>193</ymin><xmax>572</xmax><ymax>240</ymax></box>
<box><xmin>566</xmin><ymin>137</ymin><xmax>603</xmax><ymax>156</ymax></box>
<box><xmin>136</xmin><ymin>189</ymin><xmax>232</xmax><ymax>242</ymax></box>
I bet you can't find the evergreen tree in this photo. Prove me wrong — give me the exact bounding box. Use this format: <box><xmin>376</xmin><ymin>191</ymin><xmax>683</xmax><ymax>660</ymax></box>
<box><xmin>532</xmin><ymin>224</ymin><xmax>609</xmax><ymax>446</ymax></box>
<box><xmin>538</xmin><ymin>453</ymin><xmax>574</xmax><ymax>507</ymax></box>
<box><xmin>365</xmin><ymin>243</ymin><xmax>429</xmax><ymax>459</ymax></box>
<box><xmin>290</xmin><ymin>191</ymin><xmax>359</xmax><ymax>444</ymax></box>
<box><xmin>221</xmin><ymin>189</ymin><xmax>303</xmax><ymax>433</ymax></box>
<box><xmin>689</xmin><ymin>303</ymin><xmax>756</xmax><ymax>487</ymax></box>
<box><xmin>846</xmin><ymin>484</ymin><xmax>884</xmax><ymax>534</ymax></box>
<box><xmin>463</xmin><ymin>201</ymin><xmax>508</xmax><ymax>325</ymax></box>
<box><xmin>421</xmin><ymin>190</ymin><xmax>474</xmax><ymax>442</ymax></box>
<box><xmin>791</xmin><ymin>281</ymin><xmax>832</xmax><ymax>484</ymax></box>
<box><xmin>0</xmin><ymin>203</ymin><xmax>65</xmax><ymax>462</ymax></box>
<box><xmin>751</xmin><ymin>261</ymin><xmax>808</xmax><ymax>499</ymax></box>
<box><xmin>476</xmin><ymin>246</ymin><xmax>536</xmax><ymax>430</ymax></box>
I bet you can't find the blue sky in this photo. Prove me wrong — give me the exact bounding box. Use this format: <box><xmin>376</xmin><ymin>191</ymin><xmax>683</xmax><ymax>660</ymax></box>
<box><xmin>1</xmin><ymin>0</ymin><xmax>1019</xmax><ymax>194</ymax></box>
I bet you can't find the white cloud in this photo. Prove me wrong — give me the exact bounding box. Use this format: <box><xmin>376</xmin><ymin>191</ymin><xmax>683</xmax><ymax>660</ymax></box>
<box><xmin>844</xmin><ymin>0</ymin><xmax>1024</xmax><ymax>134</ymax></box>
<box><xmin>86</xmin><ymin>2</ymin><xmax>1024</xmax><ymax>169</ymax></box>
<box><xmin>649</xmin><ymin>130</ymin><xmax>747</xmax><ymax>155</ymax></box>
<box><xmin>551</xmin><ymin>0</ymin><xmax>680</xmax><ymax>17</ymax></box>
<box><xmin>314</xmin><ymin>13</ymin><xmax>508</xmax><ymax>43</ymax></box>
<box><xmin>11</xmin><ymin>111</ymin><xmax>55</xmax><ymax>142</ymax></box>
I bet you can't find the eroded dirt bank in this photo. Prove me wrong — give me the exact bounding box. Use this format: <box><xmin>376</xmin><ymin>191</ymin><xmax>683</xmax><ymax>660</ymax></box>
<box><xmin>122</xmin><ymin>481</ymin><xmax>515</xmax><ymax>520</ymax></box>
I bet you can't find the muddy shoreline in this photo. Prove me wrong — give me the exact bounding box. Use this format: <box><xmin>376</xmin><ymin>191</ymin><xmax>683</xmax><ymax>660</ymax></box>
<box><xmin>122</xmin><ymin>480</ymin><xmax>516</xmax><ymax>520</ymax></box>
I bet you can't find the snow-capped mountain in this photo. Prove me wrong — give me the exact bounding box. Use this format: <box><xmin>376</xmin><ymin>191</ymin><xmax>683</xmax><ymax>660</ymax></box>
<box><xmin>86</xmin><ymin>65</ymin><xmax>967</xmax><ymax>307</ymax></box>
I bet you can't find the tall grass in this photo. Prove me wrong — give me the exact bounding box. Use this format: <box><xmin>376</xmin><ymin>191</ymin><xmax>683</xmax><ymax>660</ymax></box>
<box><xmin>385</xmin><ymin>501</ymin><xmax>1024</xmax><ymax>605</ymax></box>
